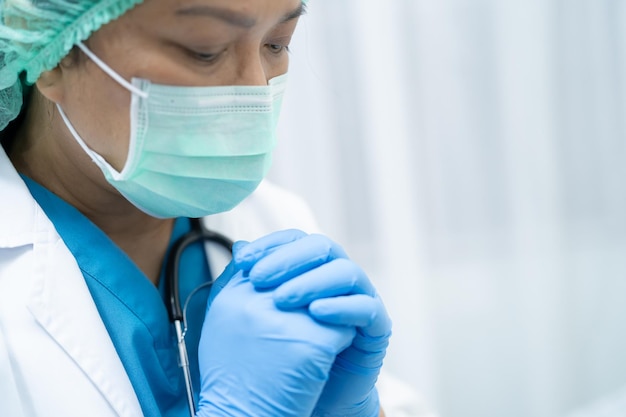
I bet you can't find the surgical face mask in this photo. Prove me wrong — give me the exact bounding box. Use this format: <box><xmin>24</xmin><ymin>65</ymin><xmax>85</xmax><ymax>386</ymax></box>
<box><xmin>57</xmin><ymin>42</ymin><xmax>287</xmax><ymax>219</ymax></box>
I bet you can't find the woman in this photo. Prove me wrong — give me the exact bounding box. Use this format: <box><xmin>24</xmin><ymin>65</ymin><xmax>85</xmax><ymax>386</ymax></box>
<box><xmin>0</xmin><ymin>0</ymin><xmax>391</xmax><ymax>416</ymax></box>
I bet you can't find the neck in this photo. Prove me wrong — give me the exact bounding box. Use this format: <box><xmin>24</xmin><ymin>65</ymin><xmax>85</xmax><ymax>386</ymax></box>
<box><xmin>104</xmin><ymin>216</ymin><xmax>175</xmax><ymax>285</ymax></box>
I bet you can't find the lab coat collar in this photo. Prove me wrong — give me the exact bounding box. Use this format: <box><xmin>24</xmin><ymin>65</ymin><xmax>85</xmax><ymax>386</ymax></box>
<box><xmin>0</xmin><ymin>147</ymin><xmax>144</xmax><ymax>417</ymax></box>
<box><xmin>0</xmin><ymin>147</ymin><xmax>39</xmax><ymax>248</ymax></box>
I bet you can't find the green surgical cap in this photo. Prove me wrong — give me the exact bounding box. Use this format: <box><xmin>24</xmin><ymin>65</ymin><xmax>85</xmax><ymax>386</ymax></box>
<box><xmin>0</xmin><ymin>0</ymin><xmax>308</xmax><ymax>131</ymax></box>
<box><xmin>0</xmin><ymin>0</ymin><xmax>145</xmax><ymax>130</ymax></box>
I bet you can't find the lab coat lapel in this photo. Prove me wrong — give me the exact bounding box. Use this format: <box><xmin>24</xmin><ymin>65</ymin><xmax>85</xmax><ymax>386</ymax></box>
<box><xmin>0</xmin><ymin>159</ymin><xmax>145</xmax><ymax>417</ymax></box>
<box><xmin>28</xmin><ymin>244</ymin><xmax>139</xmax><ymax>416</ymax></box>
<box><xmin>25</xmin><ymin>215</ymin><xmax>144</xmax><ymax>417</ymax></box>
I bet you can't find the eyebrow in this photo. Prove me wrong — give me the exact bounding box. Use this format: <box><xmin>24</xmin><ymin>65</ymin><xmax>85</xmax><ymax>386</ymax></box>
<box><xmin>176</xmin><ymin>3</ymin><xmax>307</xmax><ymax>28</ymax></box>
<box><xmin>282</xmin><ymin>3</ymin><xmax>307</xmax><ymax>23</ymax></box>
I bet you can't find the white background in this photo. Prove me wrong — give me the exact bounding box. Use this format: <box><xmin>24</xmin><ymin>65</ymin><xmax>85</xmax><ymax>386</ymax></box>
<box><xmin>269</xmin><ymin>1</ymin><xmax>626</xmax><ymax>417</ymax></box>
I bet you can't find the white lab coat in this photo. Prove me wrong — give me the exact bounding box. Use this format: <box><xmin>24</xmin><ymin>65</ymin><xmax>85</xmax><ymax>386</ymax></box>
<box><xmin>0</xmin><ymin>146</ymin><xmax>428</xmax><ymax>417</ymax></box>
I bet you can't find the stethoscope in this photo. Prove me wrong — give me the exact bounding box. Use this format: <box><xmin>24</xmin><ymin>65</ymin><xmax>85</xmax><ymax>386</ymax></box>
<box><xmin>164</xmin><ymin>218</ymin><xmax>234</xmax><ymax>417</ymax></box>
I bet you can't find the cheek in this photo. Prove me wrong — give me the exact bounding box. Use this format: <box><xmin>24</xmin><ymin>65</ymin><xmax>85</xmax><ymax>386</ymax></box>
<box><xmin>65</xmin><ymin>68</ymin><xmax>132</xmax><ymax>172</ymax></box>
<box><xmin>269</xmin><ymin>57</ymin><xmax>290</xmax><ymax>80</ymax></box>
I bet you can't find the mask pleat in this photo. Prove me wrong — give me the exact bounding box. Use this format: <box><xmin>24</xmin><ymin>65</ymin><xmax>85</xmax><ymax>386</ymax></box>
<box><xmin>142</xmin><ymin>113</ymin><xmax>278</xmax><ymax>157</ymax></box>
<box><xmin>137</xmin><ymin>153</ymin><xmax>273</xmax><ymax>181</ymax></box>
<box><xmin>110</xmin><ymin>174</ymin><xmax>259</xmax><ymax>219</ymax></box>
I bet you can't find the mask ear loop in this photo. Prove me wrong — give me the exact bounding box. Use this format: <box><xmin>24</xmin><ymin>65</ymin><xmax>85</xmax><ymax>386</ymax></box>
<box><xmin>76</xmin><ymin>42</ymin><xmax>149</xmax><ymax>99</ymax></box>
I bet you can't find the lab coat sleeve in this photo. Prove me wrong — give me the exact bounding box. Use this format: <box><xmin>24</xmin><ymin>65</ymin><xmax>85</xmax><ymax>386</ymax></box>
<box><xmin>377</xmin><ymin>373</ymin><xmax>440</xmax><ymax>417</ymax></box>
<box><xmin>202</xmin><ymin>180</ymin><xmax>322</xmax><ymax>241</ymax></box>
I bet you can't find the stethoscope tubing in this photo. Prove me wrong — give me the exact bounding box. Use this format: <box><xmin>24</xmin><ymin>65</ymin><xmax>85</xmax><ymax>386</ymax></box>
<box><xmin>164</xmin><ymin>217</ymin><xmax>234</xmax><ymax>417</ymax></box>
<box><xmin>165</xmin><ymin>218</ymin><xmax>233</xmax><ymax>321</ymax></box>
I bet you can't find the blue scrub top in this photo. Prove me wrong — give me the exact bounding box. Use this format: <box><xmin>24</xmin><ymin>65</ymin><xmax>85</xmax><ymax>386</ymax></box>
<box><xmin>23</xmin><ymin>176</ymin><xmax>212</xmax><ymax>417</ymax></box>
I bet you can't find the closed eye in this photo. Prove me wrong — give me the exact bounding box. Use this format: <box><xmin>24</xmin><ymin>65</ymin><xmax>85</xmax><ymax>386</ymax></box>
<box><xmin>267</xmin><ymin>43</ymin><xmax>290</xmax><ymax>54</ymax></box>
<box><xmin>188</xmin><ymin>49</ymin><xmax>224</xmax><ymax>64</ymax></box>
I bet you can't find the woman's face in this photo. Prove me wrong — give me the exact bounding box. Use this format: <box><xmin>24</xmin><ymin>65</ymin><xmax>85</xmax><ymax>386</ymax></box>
<box><xmin>53</xmin><ymin>0</ymin><xmax>303</xmax><ymax>172</ymax></box>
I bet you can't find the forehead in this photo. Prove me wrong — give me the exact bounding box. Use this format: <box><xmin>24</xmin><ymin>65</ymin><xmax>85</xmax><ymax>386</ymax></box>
<box><xmin>129</xmin><ymin>0</ymin><xmax>304</xmax><ymax>25</ymax></box>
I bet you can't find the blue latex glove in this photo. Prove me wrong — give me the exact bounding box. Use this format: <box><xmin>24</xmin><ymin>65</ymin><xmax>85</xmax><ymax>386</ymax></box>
<box><xmin>195</xmin><ymin>259</ymin><xmax>356</xmax><ymax>417</ymax></box>
<box><xmin>234</xmin><ymin>230</ymin><xmax>392</xmax><ymax>417</ymax></box>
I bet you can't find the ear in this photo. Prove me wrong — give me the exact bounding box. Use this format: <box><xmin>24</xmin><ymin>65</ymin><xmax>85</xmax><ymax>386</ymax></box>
<box><xmin>35</xmin><ymin>65</ymin><xmax>64</xmax><ymax>104</ymax></box>
<box><xmin>35</xmin><ymin>50</ymin><xmax>76</xmax><ymax>104</ymax></box>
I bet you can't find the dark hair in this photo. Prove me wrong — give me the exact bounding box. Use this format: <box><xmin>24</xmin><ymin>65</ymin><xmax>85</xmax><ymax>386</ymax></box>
<box><xmin>0</xmin><ymin>76</ymin><xmax>31</xmax><ymax>154</ymax></box>
<box><xmin>0</xmin><ymin>45</ymin><xmax>83</xmax><ymax>154</ymax></box>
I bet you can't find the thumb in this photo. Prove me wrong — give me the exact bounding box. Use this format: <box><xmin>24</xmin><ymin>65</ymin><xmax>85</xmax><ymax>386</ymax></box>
<box><xmin>207</xmin><ymin>261</ymin><xmax>240</xmax><ymax>308</ymax></box>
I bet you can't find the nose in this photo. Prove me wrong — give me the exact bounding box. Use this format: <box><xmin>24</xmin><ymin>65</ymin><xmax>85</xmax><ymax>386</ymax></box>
<box><xmin>233</xmin><ymin>47</ymin><xmax>270</xmax><ymax>86</ymax></box>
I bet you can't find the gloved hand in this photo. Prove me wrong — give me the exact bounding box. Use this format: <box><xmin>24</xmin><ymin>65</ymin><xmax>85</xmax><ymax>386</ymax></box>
<box><xmin>195</xmin><ymin>259</ymin><xmax>356</xmax><ymax>417</ymax></box>
<box><xmin>233</xmin><ymin>229</ymin><xmax>392</xmax><ymax>417</ymax></box>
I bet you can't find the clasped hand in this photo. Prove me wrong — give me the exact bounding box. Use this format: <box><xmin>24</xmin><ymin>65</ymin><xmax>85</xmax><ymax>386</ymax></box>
<box><xmin>196</xmin><ymin>230</ymin><xmax>392</xmax><ymax>417</ymax></box>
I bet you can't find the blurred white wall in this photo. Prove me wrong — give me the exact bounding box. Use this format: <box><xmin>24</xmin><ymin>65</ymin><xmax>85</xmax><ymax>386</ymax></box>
<box><xmin>269</xmin><ymin>1</ymin><xmax>626</xmax><ymax>416</ymax></box>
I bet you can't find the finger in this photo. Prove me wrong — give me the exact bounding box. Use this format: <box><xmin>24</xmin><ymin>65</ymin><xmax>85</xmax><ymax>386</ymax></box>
<box><xmin>246</xmin><ymin>234</ymin><xmax>349</xmax><ymax>290</ymax></box>
<box><xmin>233</xmin><ymin>229</ymin><xmax>307</xmax><ymax>270</ymax></box>
<box><xmin>231</xmin><ymin>240</ymin><xmax>249</xmax><ymax>254</ymax></box>
<box><xmin>207</xmin><ymin>261</ymin><xmax>243</xmax><ymax>307</ymax></box>
<box><xmin>309</xmin><ymin>294</ymin><xmax>392</xmax><ymax>338</ymax></box>
<box><xmin>273</xmin><ymin>259</ymin><xmax>375</xmax><ymax>309</ymax></box>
